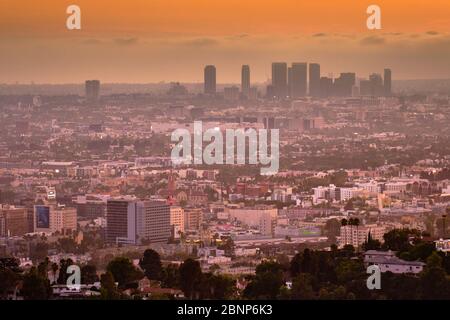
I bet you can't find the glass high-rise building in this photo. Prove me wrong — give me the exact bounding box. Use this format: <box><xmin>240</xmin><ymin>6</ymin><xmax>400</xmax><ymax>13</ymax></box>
<box><xmin>290</xmin><ymin>62</ymin><xmax>307</xmax><ymax>98</ymax></box>
<box><xmin>384</xmin><ymin>68</ymin><xmax>392</xmax><ymax>96</ymax></box>
<box><xmin>271</xmin><ymin>62</ymin><xmax>288</xmax><ymax>98</ymax></box>
<box><xmin>241</xmin><ymin>65</ymin><xmax>250</xmax><ymax>96</ymax></box>
<box><xmin>309</xmin><ymin>63</ymin><xmax>321</xmax><ymax>97</ymax></box>
<box><xmin>204</xmin><ymin>65</ymin><xmax>216</xmax><ymax>94</ymax></box>
<box><xmin>85</xmin><ymin>80</ymin><xmax>100</xmax><ymax>102</ymax></box>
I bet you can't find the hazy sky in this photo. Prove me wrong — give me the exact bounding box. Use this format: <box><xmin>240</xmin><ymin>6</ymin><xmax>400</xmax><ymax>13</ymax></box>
<box><xmin>1</xmin><ymin>0</ymin><xmax>450</xmax><ymax>83</ymax></box>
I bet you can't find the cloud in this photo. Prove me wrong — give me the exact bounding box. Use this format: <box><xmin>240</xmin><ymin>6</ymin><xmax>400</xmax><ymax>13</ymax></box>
<box><xmin>82</xmin><ymin>39</ymin><xmax>103</xmax><ymax>45</ymax></box>
<box><xmin>182</xmin><ymin>38</ymin><xmax>219</xmax><ymax>47</ymax></box>
<box><xmin>114</xmin><ymin>37</ymin><xmax>139</xmax><ymax>46</ymax></box>
<box><xmin>359</xmin><ymin>35</ymin><xmax>386</xmax><ymax>46</ymax></box>
<box><xmin>312</xmin><ymin>33</ymin><xmax>327</xmax><ymax>37</ymax></box>
<box><xmin>426</xmin><ymin>31</ymin><xmax>439</xmax><ymax>35</ymax></box>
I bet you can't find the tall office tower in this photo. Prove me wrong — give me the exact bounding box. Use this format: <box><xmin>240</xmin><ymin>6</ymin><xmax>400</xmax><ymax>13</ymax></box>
<box><xmin>290</xmin><ymin>63</ymin><xmax>308</xmax><ymax>98</ymax></box>
<box><xmin>139</xmin><ymin>201</ymin><xmax>171</xmax><ymax>243</ymax></box>
<box><xmin>333</xmin><ymin>73</ymin><xmax>356</xmax><ymax>96</ymax></box>
<box><xmin>309</xmin><ymin>63</ymin><xmax>321</xmax><ymax>97</ymax></box>
<box><xmin>241</xmin><ymin>65</ymin><xmax>250</xmax><ymax>96</ymax></box>
<box><xmin>106</xmin><ymin>199</ymin><xmax>138</xmax><ymax>245</ymax></box>
<box><xmin>369</xmin><ymin>73</ymin><xmax>384</xmax><ymax>96</ymax></box>
<box><xmin>384</xmin><ymin>68</ymin><xmax>392</xmax><ymax>96</ymax></box>
<box><xmin>204</xmin><ymin>65</ymin><xmax>216</xmax><ymax>94</ymax></box>
<box><xmin>85</xmin><ymin>80</ymin><xmax>100</xmax><ymax>102</ymax></box>
<box><xmin>319</xmin><ymin>77</ymin><xmax>334</xmax><ymax>98</ymax></box>
<box><xmin>287</xmin><ymin>67</ymin><xmax>292</xmax><ymax>97</ymax></box>
<box><xmin>271</xmin><ymin>62</ymin><xmax>288</xmax><ymax>98</ymax></box>
<box><xmin>0</xmin><ymin>205</ymin><xmax>28</xmax><ymax>237</ymax></box>
<box><xmin>359</xmin><ymin>80</ymin><xmax>371</xmax><ymax>96</ymax></box>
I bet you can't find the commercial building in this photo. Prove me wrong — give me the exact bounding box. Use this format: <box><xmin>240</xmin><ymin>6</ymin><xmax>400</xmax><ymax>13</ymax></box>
<box><xmin>241</xmin><ymin>65</ymin><xmax>250</xmax><ymax>96</ymax></box>
<box><xmin>138</xmin><ymin>200</ymin><xmax>171</xmax><ymax>243</ymax></box>
<box><xmin>34</xmin><ymin>204</ymin><xmax>77</xmax><ymax>234</ymax></box>
<box><xmin>289</xmin><ymin>63</ymin><xmax>307</xmax><ymax>98</ymax></box>
<box><xmin>85</xmin><ymin>80</ymin><xmax>100</xmax><ymax>102</ymax></box>
<box><xmin>309</xmin><ymin>63</ymin><xmax>321</xmax><ymax>97</ymax></box>
<box><xmin>170</xmin><ymin>206</ymin><xmax>185</xmax><ymax>236</ymax></box>
<box><xmin>271</xmin><ymin>62</ymin><xmax>288</xmax><ymax>98</ymax></box>
<box><xmin>106</xmin><ymin>199</ymin><xmax>138</xmax><ymax>245</ymax></box>
<box><xmin>106</xmin><ymin>198</ymin><xmax>171</xmax><ymax>245</ymax></box>
<box><xmin>228</xmin><ymin>206</ymin><xmax>278</xmax><ymax>236</ymax></box>
<box><xmin>184</xmin><ymin>208</ymin><xmax>203</xmax><ymax>231</ymax></box>
<box><xmin>0</xmin><ymin>205</ymin><xmax>28</xmax><ymax>237</ymax></box>
<box><xmin>204</xmin><ymin>65</ymin><xmax>216</xmax><ymax>94</ymax></box>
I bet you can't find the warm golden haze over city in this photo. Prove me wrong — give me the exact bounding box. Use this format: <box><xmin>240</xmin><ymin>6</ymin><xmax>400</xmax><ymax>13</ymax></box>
<box><xmin>1</xmin><ymin>0</ymin><xmax>450</xmax><ymax>82</ymax></box>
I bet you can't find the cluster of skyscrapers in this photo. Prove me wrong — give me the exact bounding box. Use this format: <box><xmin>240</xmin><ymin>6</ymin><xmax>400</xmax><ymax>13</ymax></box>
<box><xmin>204</xmin><ymin>63</ymin><xmax>392</xmax><ymax>98</ymax></box>
<box><xmin>85</xmin><ymin>80</ymin><xmax>100</xmax><ymax>102</ymax></box>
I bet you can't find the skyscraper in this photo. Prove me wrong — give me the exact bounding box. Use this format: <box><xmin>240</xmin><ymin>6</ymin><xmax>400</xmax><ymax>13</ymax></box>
<box><xmin>241</xmin><ymin>65</ymin><xmax>250</xmax><ymax>96</ymax></box>
<box><xmin>369</xmin><ymin>73</ymin><xmax>384</xmax><ymax>96</ymax></box>
<box><xmin>204</xmin><ymin>65</ymin><xmax>216</xmax><ymax>94</ymax></box>
<box><xmin>334</xmin><ymin>73</ymin><xmax>356</xmax><ymax>97</ymax></box>
<box><xmin>106</xmin><ymin>198</ymin><xmax>138</xmax><ymax>245</ymax></box>
<box><xmin>271</xmin><ymin>62</ymin><xmax>288</xmax><ymax>98</ymax></box>
<box><xmin>85</xmin><ymin>80</ymin><xmax>100</xmax><ymax>102</ymax></box>
<box><xmin>309</xmin><ymin>63</ymin><xmax>321</xmax><ymax>97</ymax></box>
<box><xmin>319</xmin><ymin>77</ymin><xmax>333</xmax><ymax>98</ymax></box>
<box><xmin>384</xmin><ymin>68</ymin><xmax>392</xmax><ymax>96</ymax></box>
<box><xmin>290</xmin><ymin>63</ymin><xmax>307</xmax><ymax>98</ymax></box>
<box><xmin>287</xmin><ymin>67</ymin><xmax>292</xmax><ymax>97</ymax></box>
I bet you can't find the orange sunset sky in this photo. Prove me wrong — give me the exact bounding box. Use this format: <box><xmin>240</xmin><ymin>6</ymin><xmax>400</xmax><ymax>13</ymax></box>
<box><xmin>1</xmin><ymin>0</ymin><xmax>450</xmax><ymax>83</ymax></box>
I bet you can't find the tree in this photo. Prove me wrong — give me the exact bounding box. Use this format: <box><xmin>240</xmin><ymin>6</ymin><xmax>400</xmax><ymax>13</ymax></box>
<box><xmin>324</xmin><ymin>218</ymin><xmax>341</xmax><ymax>243</ymax></box>
<box><xmin>344</xmin><ymin>199</ymin><xmax>354</xmax><ymax>211</ymax></box>
<box><xmin>139</xmin><ymin>249</ymin><xmax>162</xmax><ymax>280</ymax></box>
<box><xmin>291</xmin><ymin>273</ymin><xmax>315</xmax><ymax>300</ymax></box>
<box><xmin>57</xmin><ymin>258</ymin><xmax>74</xmax><ymax>284</ymax></box>
<box><xmin>243</xmin><ymin>261</ymin><xmax>284</xmax><ymax>299</ymax></box>
<box><xmin>161</xmin><ymin>263</ymin><xmax>179</xmax><ymax>288</ymax></box>
<box><xmin>420</xmin><ymin>252</ymin><xmax>450</xmax><ymax>300</ymax></box>
<box><xmin>362</xmin><ymin>231</ymin><xmax>381</xmax><ymax>251</ymax></box>
<box><xmin>199</xmin><ymin>273</ymin><xmax>235</xmax><ymax>299</ymax></box>
<box><xmin>0</xmin><ymin>268</ymin><xmax>20</xmax><ymax>299</ymax></box>
<box><xmin>30</xmin><ymin>242</ymin><xmax>49</xmax><ymax>262</ymax></box>
<box><xmin>382</xmin><ymin>229</ymin><xmax>419</xmax><ymax>252</ymax></box>
<box><xmin>22</xmin><ymin>267</ymin><xmax>51</xmax><ymax>300</ymax></box>
<box><xmin>179</xmin><ymin>259</ymin><xmax>203</xmax><ymax>299</ymax></box>
<box><xmin>81</xmin><ymin>265</ymin><xmax>99</xmax><ymax>284</ymax></box>
<box><xmin>100</xmin><ymin>272</ymin><xmax>120</xmax><ymax>300</ymax></box>
<box><xmin>106</xmin><ymin>257</ymin><xmax>144</xmax><ymax>288</ymax></box>
<box><xmin>335</xmin><ymin>259</ymin><xmax>364</xmax><ymax>284</ymax></box>
<box><xmin>58</xmin><ymin>237</ymin><xmax>78</xmax><ymax>253</ymax></box>
<box><xmin>0</xmin><ymin>258</ymin><xmax>21</xmax><ymax>299</ymax></box>
<box><xmin>340</xmin><ymin>244</ymin><xmax>355</xmax><ymax>257</ymax></box>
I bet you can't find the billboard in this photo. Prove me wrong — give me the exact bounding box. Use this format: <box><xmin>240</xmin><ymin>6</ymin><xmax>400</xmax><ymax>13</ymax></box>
<box><xmin>435</xmin><ymin>239</ymin><xmax>450</xmax><ymax>252</ymax></box>
<box><xmin>36</xmin><ymin>205</ymin><xmax>50</xmax><ymax>229</ymax></box>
